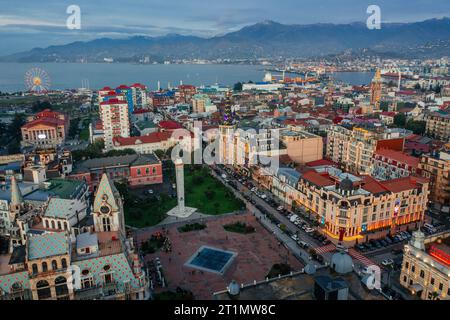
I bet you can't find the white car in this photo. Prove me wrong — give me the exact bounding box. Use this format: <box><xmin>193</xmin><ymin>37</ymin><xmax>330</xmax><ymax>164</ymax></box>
<box><xmin>260</xmin><ymin>194</ymin><xmax>267</xmax><ymax>199</ymax></box>
<box><xmin>305</xmin><ymin>227</ymin><xmax>315</xmax><ymax>233</ymax></box>
<box><xmin>291</xmin><ymin>234</ymin><xmax>298</xmax><ymax>241</ymax></box>
<box><xmin>382</xmin><ymin>258</ymin><xmax>394</xmax><ymax>266</ymax></box>
<box><xmin>277</xmin><ymin>206</ymin><xmax>284</xmax><ymax>211</ymax></box>
<box><xmin>251</xmin><ymin>187</ymin><xmax>258</xmax><ymax>193</ymax></box>
<box><xmin>147</xmin><ymin>189</ymin><xmax>154</xmax><ymax>194</ymax></box>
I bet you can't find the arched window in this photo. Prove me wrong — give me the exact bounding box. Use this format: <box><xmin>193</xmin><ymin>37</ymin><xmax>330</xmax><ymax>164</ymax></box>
<box><xmin>52</xmin><ymin>260</ymin><xmax>58</xmax><ymax>270</ymax></box>
<box><xmin>51</xmin><ymin>220</ymin><xmax>55</xmax><ymax>229</ymax></box>
<box><xmin>10</xmin><ymin>282</ymin><xmax>24</xmax><ymax>300</ymax></box>
<box><xmin>42</xmin><ymin>262</ymin><xmax>48</xmax><ymax>272</ymax></box>
<box><xmin>44</xmin><ymin>220</ymin><xmax>49</xmax><ymax>228</ymax></box>
<box><xmin>36</xmin><ymin>280</ymin><xmax>51</xmax><ymax>300</ymax></box>
<box><xmin>57</xmin><ymin>221</ymin><xmax>62</xmax><ymax>230</ymax></box>
<box><xmin>102</xmin><ymin>217</ymin><xmax>111</xmax><ymax>232</ymax></box>
<box><xmin>145</xmin><ymin>168</ymin><xmax>149</xmax><ymax>175</ymax></box>
<box><xmin>32</xmin><ymin>263</ymin><xmax>38</xmax><ymax>274</ymax></box>
<box><xmin>54</xmin><ymin>276</ymin><xmax>68</xmax><ymax>298</ymax></box>
<box><xmin>61</xmin><ymin>258</ymin><xmax>67</xmax><ymax>269</ymax></box>
<box><xmin>64</xmin><ymin>222</ymin><xmax>68</xmax><ymax>230</ymax></box>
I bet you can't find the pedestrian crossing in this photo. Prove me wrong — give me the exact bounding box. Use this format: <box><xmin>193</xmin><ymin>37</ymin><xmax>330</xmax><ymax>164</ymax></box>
<box><xmin>348</xmin><ymin>248</ymin><xmax>378</xmax><ymax>267</ymax></box>
<box><xmin>313</xmin><ymin>243</ymin><xmax>336</xmax><ymax>254</ymax></box>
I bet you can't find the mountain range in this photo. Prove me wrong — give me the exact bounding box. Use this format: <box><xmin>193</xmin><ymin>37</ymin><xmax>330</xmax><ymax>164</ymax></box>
<box><xmin>2</xmin><ymin>18</ymin><xmax>450</xmax><ymax>62</ymax></box>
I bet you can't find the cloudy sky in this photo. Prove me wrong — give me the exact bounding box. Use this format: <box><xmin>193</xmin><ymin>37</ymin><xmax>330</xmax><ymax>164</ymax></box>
<box><xmin>1</xmin><ymin>0</ymin><xmax>449</xmax><ymax>55</ymax></box>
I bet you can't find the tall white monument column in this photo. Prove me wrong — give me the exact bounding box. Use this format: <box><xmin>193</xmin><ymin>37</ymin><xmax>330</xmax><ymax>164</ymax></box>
<box><xmin>175</xmin><ymin>158</ymin><xmax>185</xmax><ymax>213</ymax></box>
<box><xmin>167</xmin><ymin>159</ymin><xmax>197</xmax><ymax>218</ymax></box>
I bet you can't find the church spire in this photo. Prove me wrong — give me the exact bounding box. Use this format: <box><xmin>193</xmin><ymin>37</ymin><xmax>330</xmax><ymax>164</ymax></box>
<box><xmin>10</xmin><ymin>176</ymin><xmax>23</xmax><ymax>208</ymax></box>
<box><xmin>93</xmin><ymin>173</ymin><xmax>125</xmax><ymax>237</ymax></box>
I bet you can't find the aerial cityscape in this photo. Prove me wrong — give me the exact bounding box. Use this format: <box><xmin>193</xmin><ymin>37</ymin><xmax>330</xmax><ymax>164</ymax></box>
<box><xmin>0</xmin><ymin>0</ymin><xmax>450</xmax><ymax>311</ymax></box>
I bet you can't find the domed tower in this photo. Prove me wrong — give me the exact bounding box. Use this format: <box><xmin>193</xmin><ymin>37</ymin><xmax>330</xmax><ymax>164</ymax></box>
<box><xmin>9</xmin><ymin>176</ymin><xmax>24</xmax><ymax>220</ymax></box>
<box><xmin>219</xmin><ymin>92</ymin><xmax>237</xmax><ymax>165</ymax></box>
<box><xmin>93</xmin><ymin>173</ymin><xmax>125</xmax><ymax>237</ymax></box>
<box><xmin>331</xmin><ymin>245</ymin><xmax>354</xmax><ymax>274</ymax></box>
<box><xmin>339</xmin><ymin>176</ymin><xmax>354</xmax><ymax>196</ymax></box>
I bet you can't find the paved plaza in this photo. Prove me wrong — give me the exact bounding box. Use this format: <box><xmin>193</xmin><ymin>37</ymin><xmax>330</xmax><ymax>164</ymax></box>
<box><xmin>136</xmin><ymin>212</ymin><xmax>303</xmax><ymax>299</ymax></box>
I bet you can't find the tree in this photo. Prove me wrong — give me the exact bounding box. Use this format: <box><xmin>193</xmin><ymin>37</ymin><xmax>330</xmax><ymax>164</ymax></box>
<box><xmin>32</xmin><ymin>100</ymin><xmax>52</xmax><ymax>113</ymax></box>
<box><xmin>233</xmin><ymin>82</ymin><xmax>243</xmax><ymax>92</ymax></box>
<box><xmin>393</xmin><ymin>113</ymin><xmax>406</xmax><ymax>127</ymax></box>
<box><xmin>405</xmin><ymin>120</ymin><xmax>426</xmax><ymax>135</ymax></box>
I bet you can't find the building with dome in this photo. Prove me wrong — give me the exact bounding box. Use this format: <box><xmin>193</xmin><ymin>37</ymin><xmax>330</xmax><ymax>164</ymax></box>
<box><xmin>0</xmin><ymin>173</ymin><xmax>149</xmax><ymax>300</ymax></box>
<box><xmin>330</xmin><ymin>248</ymin><xmax>354</xmax><ymax>274</ymax></box>
<box><xmin>399</xmin><ymin>229</ymin><xmax>450</xmax><ymax>300</ymax></box>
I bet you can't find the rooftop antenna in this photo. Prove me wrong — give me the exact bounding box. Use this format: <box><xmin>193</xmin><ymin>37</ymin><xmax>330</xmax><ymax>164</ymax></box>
<box><xmin>157</xmin><ymin>81</ymin><xmax>161</xmax><ymax>92</ymax></box>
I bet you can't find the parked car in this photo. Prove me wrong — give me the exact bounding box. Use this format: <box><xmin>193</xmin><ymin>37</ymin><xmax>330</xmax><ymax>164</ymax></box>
<box><xmin>384</xmin><ymin>237</ymin><xmax>393</xmax><ymax>245</ymax></box>
<box><xmin>305</xmin><ymin>227</ymin><xmax>315</xmax><ymax>233</ymax></box>
<box><xmin>382</xmin><ymin>258</ymin><xmax>394</xmax><ymax>267</ymax></box>
<box><xmin>291</xmin><ymin>234</ymin><xmax>298</xmax><ymax>241</ymax></box>
<box><xmin>380</xmin><ymin>239</ymin><xmax>388</xmax><ymax>247</ymax></box>
<box><xmin>356</xmin><ymin>244</ymin><xmax>366</xmax><ymax>252</ymax></box>
<box><xmin>298</xmin><ymin>241</ymin><xmax>309</xmax><ymax>249</ymax></box>
<box><xmin>277</xmin><ymin>206</ymin><xmax>284</xmax><ymax>211</ymax></box>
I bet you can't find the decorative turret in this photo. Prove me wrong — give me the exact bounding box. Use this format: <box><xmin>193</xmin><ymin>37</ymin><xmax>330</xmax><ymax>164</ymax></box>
<box><xmin>222</xmin><ymin>92</ymin><xmax>234</xmax><ymax>126</ymax></box>
<box><xmin>410</xmin><ymin>228</ymin><xmax>426</xmax><ymax>251</ymax></box>
<box><xmin>10</xmin><ymin>176</ymin><xmax>23</xmax><ymax>212</ymax></box>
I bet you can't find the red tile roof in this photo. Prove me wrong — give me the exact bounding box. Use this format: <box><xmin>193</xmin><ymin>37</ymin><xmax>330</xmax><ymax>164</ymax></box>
<box><xmin>301</xmin><ymin>170</ymin><xmax>334</xmax><ymax>187</ymax></box>
<box><xmin>100</xmin><ymin>98</ymin><xmax>128</xmax><ymax>106</ymax></box>
<box><xmin>113</xmin><ymin>132</ymin><xmax>171</xmax><ymax>146</ymax></box>
<box><xmin>158</xmin><ymin>120</ymin><xmax>182</xmax><ymax>130</ymax></box>
<box><xmin>22</xmin><ymin>117</ymin><xmax>65</xmax><ymax>129</ymax></box>
<box><xmin>305</xmin><ymin>159</ymin><xmax>337</xmax><ymax>168</ymax></box>
<box><xmin>380</xmin><ymin>176</ymin><xmax>423</xmax><ymax>193</ymax></box>
<box><xmin>361</xmin><ymin>175</ymin><xmax>389</xmax><ymax>194</ymax></box>
<box><xmin>374</xmin><ymin>149</ymin><xmax>419</xmax><ymax>168</ymax></box>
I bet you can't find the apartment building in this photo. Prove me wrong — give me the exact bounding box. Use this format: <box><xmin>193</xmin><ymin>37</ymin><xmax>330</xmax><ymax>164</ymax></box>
<box><xmin>100</xmin><ymin>98</ymin><xmax>130</xmax><ymax>150</ymax></box>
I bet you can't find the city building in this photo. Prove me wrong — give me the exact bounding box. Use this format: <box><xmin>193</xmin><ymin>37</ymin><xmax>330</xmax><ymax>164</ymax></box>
<box><xmin>294</xmin><ymin>167</ymin><xmax>429</xmax><ymax>243</ymax></box>
<box><xmin>191</xmin><ymin>93</ymin><xmax>217</xmax><ymax>113</ymax></box>
<box><xmin>0</xmin><ymin>173</ymin><xmax>149</xmax><ymax>300</ymax></box>
<box><xmin>371</xmin><ymin>149</ymin><xmax>420</xmax><ymax>180</ymax></box>
<box><xmin>424</xmin><ymin>111</ymin><xmax>450</xmax><ymax>142</ymax></box>
<box><xmin>280</xmin><ymin>129</ymin><xmax>323</xmax><ymax>165</ymax></box>
<box><xmin>400</xmin><ymin>230</ymin><xmax>450</xmax><ymax>300</ymax></box>
<box><xmin>69</xmin><ymin>153</ymin><xmax>163</xmax><ymax>192</ymax></box>
<box><xmin>326</xmin><ymin>125</ymin><xmax>408</xmax><ymax>175</ymax></box>
<box><xmin>419</xmin><ymin>151</ymin><xmax>450</xmax><ymax>211</ymax></box>
<box><xmin>21</xmin><ymin>110</ymin><xmax>69</xmax><ymax>149</ymax></box>
<box><xmin>100</xmin><ymin>98</ymin><xmax>130</xmax><ymax>150</ymax></box>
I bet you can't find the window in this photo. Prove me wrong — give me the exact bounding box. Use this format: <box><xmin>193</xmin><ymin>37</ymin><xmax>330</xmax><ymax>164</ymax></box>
<box><xmin>57</xmin><ymin>221</ymin><xmax>62</xmax><ymax>230</ymax></box>
<box><xmin>61</xmin><ymin>258</ymin><xmax>67</xmax><ymax>269</ymax></box>
<box><xmin>55</xmin><ymin>276</ymin><xmax>68</xmax><ymax>298</ymax></box>
<box><xmin>411</xmin><ymin>265</ymin><xmax>415</xmax><ymax>273</ymax></box>
<box><xmin>439</xmin><ymin>283</ymin><xmax>443</xmax><ymax>291</ymax></box>
<box><xmin>36</xmin><ymin>280</ymin><xmax>51</xmax><ymax>300</ymax></box>
<box><xmin>32</xmin><ymin>264</ymin><xmax>38</xmax><ymax>274</ymax></box>
<box><xmin>102</xmin><ymin>217</ymin><xmax>111</xmax><ymax>232</ymax></box>
<box><xmin>403</xmin><ymin>276</ymin><xmax>407</xmax><ymax>282</ymax></box>
<box><xmin>431</xmin><ymin>278</ymin><xmax>435</xmax><ymax>285</ymax></box>
<box><xmin>420</xmin><ymin>270</ymin><xmax>425</xmax><ymax>278</ymax></box>
<box><xmin>42</xmin><ymin>262</ymin><xmax>48</xmax><ymax>272</ymax></box>
<box><xmin>52</xmin><ymin>260</ymin><xmax>58</xmax><ymax>270</ymax></box>
<box><xmin>51</xmin><ymin>220</ymin><xmax>55</xmax><ymax>229</ymax></box>
<box><xmin>137</xmin><ymin>168</ymin><xmax>141</xmax><ymax>176</ymax></box>
<box><xmin>145</xmin><ymin>168</ymin><xmax>149</xmax><ymax>175</ymax></box>
<box><xmin>405</xmin><ymin>262</ymin><xmax>409</xmax><ymax>269</ymax></box>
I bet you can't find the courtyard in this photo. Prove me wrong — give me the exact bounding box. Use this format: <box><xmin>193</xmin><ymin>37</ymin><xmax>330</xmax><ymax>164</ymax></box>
<box><xmin>135</xmin><ymin>212</ymin><xmax>303</xmax><ymax>299</ymax></box>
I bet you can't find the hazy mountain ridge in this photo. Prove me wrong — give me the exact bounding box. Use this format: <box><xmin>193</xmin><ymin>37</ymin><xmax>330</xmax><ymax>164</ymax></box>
<box><xmin>2</xmin><ymin>18</ymin><xmax>450</xmax><ymax>62</ymax></box>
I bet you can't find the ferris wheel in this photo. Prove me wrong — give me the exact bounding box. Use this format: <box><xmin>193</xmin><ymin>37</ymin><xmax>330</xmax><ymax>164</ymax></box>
<box><xmin>24</xmin><ymin>67</ymin><xmax>51</xmax><ymax>93</ymax></box>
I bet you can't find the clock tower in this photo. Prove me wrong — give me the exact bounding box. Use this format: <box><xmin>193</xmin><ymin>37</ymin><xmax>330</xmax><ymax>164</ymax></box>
<box><xmin>93</xmin><ymin>173</ymin><xmax>125</xmax><ymax>237</ymax></box>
